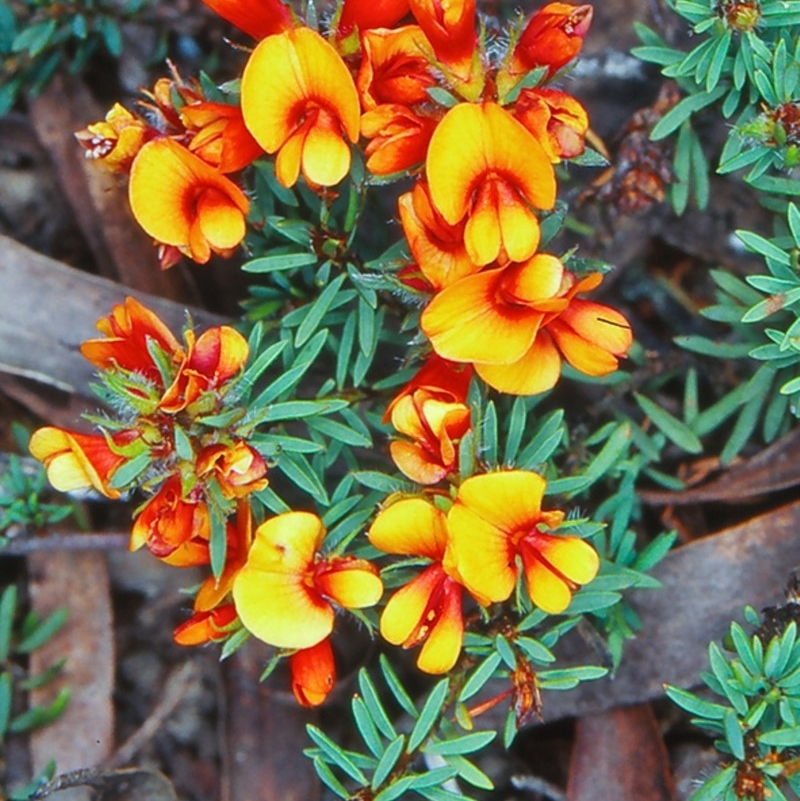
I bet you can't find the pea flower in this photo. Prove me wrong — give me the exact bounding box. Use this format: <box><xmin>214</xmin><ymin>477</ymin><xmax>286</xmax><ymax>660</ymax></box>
<box><xmin>79</xmin><ymin>296</ymin><xmax>183</xmax><ymax>385</ymax></box>
<box><xmin>173</xmin><ymin>603</ymin><xmax>239</xmax><ymax>646</ymax></box>
<box><xmin>199</xmin><ymin>0</ymin><xmax>293</xmax><ymax>40</ymax></box>
<box><xmin>29</xmin><ymin>427</ymin><xmax>140</xmax><ymax>500</ymax></box>
<box><xmin>398</xmin><ymin>180</ymin><xmax>477</xmax><ymax>290</ymax></box>
<box><xmin>180</xmin><ymin>101</ymin><xmax>264</xmax><ymax>173</ymax></box>
<box><xmin>128</xmin><ymin>138</ymin><xmax>250</xmax><ymax>265</ymax></box>
<box><xmin>361</xmin><ymin>104</ymin><xmax>439</xmax><ymax>175</ymax></box>
<box><xmin>232</xmin><ymin>512</ymin><xmax>383</xmax><ymax>649</ymax></box>
<box><xmin>74</xmin><ymin>103</ymin><xmax>152</xmax><ymax>173</ymax></box>
<box><xmin>368</xmin><ymin>497</ymin><xmax>467</xmax><ymax>674</ymax></box>
<box><xmin>426</xmin><ymin>102</ymin><xmax>555</xmax><ymax>266</ymax></box>
<box><xmin>159</xmin><ymin>325</ymin><xmax>249</xmax><ymax>413</ymax></box>
<box><xmin>496</xmin><ymin>2</ymin><xmax>593</xmax><ymax>98</ymax></box>
<box><xmin>514</xmin><ymin>88</ymin><xmax>589</xmax><ymax>162</ymax></box>
<box><xmin>196</xmin><ymin>441</ymin><xmax>268</xmax><ymax>499</ymax></box>
<box><xmin>241</xmin><ymin>27</ymin><xmax>360</xmax><ymax>187</ymax></box>
<box><xmin>447</xmin><ymin>471</ymin><xmax>599</xmax><ymax>613</ymax></box>
<box><xmin>290</xmin><ymin>638</ymin><xmax>336</xmax><ymax>707</ymax></box>
<box><xmin>421</xmin><ymin>255</ymin><xmax>632</xmax><ymax>395</ymax></box>
<box><xmin>389</xmin><ymin>388</ymin><xmax>470</xmax><ymax>484</ymax></box>
<box><xmin>129</xmin><ymin>475</ymin><xmax>212</xmax><ymax>564</ymax></box>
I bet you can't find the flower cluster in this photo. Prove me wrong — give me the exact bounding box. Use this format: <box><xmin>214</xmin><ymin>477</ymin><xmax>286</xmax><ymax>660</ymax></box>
<box><xmin>39</xmin><ymin>0</ymin><xmax>634</xmax><ymax>712</ymax></box>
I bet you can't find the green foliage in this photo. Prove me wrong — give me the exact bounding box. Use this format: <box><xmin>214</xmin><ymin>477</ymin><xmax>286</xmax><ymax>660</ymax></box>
<box><xmin>0</xmin><ymin>584</ymin><xmax>69</xmax><ymax>798</ymax></box>
<box><xmin>0</xmin><ymin>0</ymin><xmax>155</xmax><ymax>113</ymax></box>
<box><xmin>634</xmin><ymin>0</ymin><xmax>800</xmax><ymax>213</ymax></box>
<box><xmin>667</xmin><ymin>606</ymin><xmax>800</xmax><ymax>801</ymax></box>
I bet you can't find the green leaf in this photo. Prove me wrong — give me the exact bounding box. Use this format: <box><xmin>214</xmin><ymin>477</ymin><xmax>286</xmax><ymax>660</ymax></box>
<box><xmin>687</xmin><ymin>764</ymin><xmax>736</xmax><ymax>801</ymax></box>
<box><xmin>12</xmin><ymin>19</ymin><xmax>57</xmax><ymax>56</ymax></box>
<box><xmin>0</xmin><ymin>671</ymin><xmax>11</xmax><ymax>738</ymax></box>
<box><xmin>263</xmin><ymin>398</ymin><xmax>347</xmax><ymax>422</ymax></box>
<box><xmin>295</xmin><ymin>274</ymin><xmax>347</xmax><ymax>348</ymax></box>
<box><xmin>242</xmin><ymin>252</ymin><xmax>317</xmax><ymax>273</ymax></box>
<box><xmin>650</xmin><ymin>86</ymin><xmax>727</xmax><ymax>140</ymax></box>
<box><xmin>312</xmin><ymin>756</ymin><xmax>350</xmax><ymax>799</ymax></box>
<box><xmin>424</xmin><ymin>731</ymin><xmax>496</xmax><ymax>756</ymax></box>
<box><xmin>459</xmin><ymin>652</ymin><xmax>503</xmax><ymax>703</ymax></box>
<box><xmin>358</xmin><ymin>668</ymin><xmax>398</xmax><ymax>740</ymax></box>
<box><xmin>758</xmin><ymin>727</ymin><xmax>800</xmax><ymax>747</ymax></box>
<box><xmin>239</xmin><ymin>340</ymin><xmax>288</xmax><ymax>392</ymax></box>
<box><xmin>209</xmin><ymin>503</ymin><xmax>228</xmax><ymax>581</ymax></box>
<box><xmin>107</xmin><ymin>450</ymin><xmax>151</xmax><ymax>490</ymax></box>
<box><xmin>10</xmin><ymin>687</ymin><xmax>70</xmax><ymax>732</ymax></box>
<box><xmin>664</xmin><ymin>685</ymin><xmax>728</xmax><ymax>720</ymax></box>
<box><xmin>516</xmin><ymin>409</ymin><xmax>565</xmax><ymax>468</ymax></box>
<box><xmin>379</xmin><ymin>653</ymin><xmax>418</xmax><ymax>718</ymax></box>
<box><xmin>19</xmin><ymin>658</ymin><xmax>66</xmax><ymax>691</ymax></box>
<box><xmin>16</xmin><ymin>607</ymin><xmax>67</xmax><ymax>654</ymax></box>
<box><xmin>723</xmin><ymin>708</ymin><xmax>745</xmax><ymax>760</ymax></box>
<box><xmin>0</xmin><ymin>584</ymin><xmax>17</xmax><ymax>662</ymax></box>
<box><xmin>306</xmin><ymin>725</ymin><xmax>368</xmax><ymax>784</ymax></box>
<box><xmin>351</xmin><ymin>471</ymin><xmax>409</xmax><ymax>494</ymax></box>
<box><xmin>446</xmin><ymin>755</ymin><xmax>494</xmax><ymax>790</ymax></box>
<box><xmin>735</xmin><ymin>230</ymin><xmax>792</xmax><ymax>265</ymax></box>
<box><xmin>277</xmin><ymin>451</ymin><xmax>329</xmax><ymax>504</ymax></box>
<box><xmin>374</xmin><ymin>775</ymin><xmax>417</xmax><ymax>801</ymax></box>
<box><xmin>634</xmin><ymin>393</ymin><xmax>703</xmax><ymax>453</ymax></box>
<box><xmin>352</xmin><ymin>697</ymin><xmax>383</xmax><ymax>758</ymax></box>
<box><xmin>504</xmin><ymin>397</ymin><xmax>528</xmax><ymax>464</ymax></box>
<box><xmin>306</xmin><ymin>415</ymin><xmax>371</xmax><ymax>448</ymax></box>
<box><xmin>515</xmin><ymin>636</ymin><xmax>556</xmax><ymax>664</ymax></box>
<box><xmin>371</xmin><ymin>734</ymin><xmax>405</xmax><ymax>790</ymax></box>
<box><xmin>407</xmin><ymin>679</ymin><xmax>449</xmax><ymax>752</ymax></box>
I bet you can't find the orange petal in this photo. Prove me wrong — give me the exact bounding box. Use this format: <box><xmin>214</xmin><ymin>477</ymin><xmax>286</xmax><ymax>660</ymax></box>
<box><xmin>173</xmin><ymin>604</ymin><xmax>238</xmax><ymax>646</ymax></box>
<box><xmin>556</xmin><ymin>300</ymin><xmax>633</xmax><ymax>355</ymax></box>
<box><xmin>421</xmin><ymin>269</ymin><xmax>542</xmax><ymax>364</ymax></box>
<box><xmin>197</xmin><ymin>187</ymin><xmax>247</xmax><ymax>249</ymax></box>
<box><xmin>368</xmin><ymin>497</ymin><xmax>449</xmax><ymax>559</ymax></box>
<box><xmin>290</xmin><ymin>638</ymin><xmax>336</xmax><ymax>707</ymax></box>
<box><xmin>190</xmin><ymin>325</ymin><xmax>249</xmax><ymax>385</ymax></box>
<box><xmin>390</xmin><ymin>440</ymin><xmax>450</xmax><ymax>485</ymax></box>
<box><xmin>200</xmin><ymin>0</ymin><xmax>293</xmax><ymax>39</ymax></box>
<box><xmin>476</xmin><ymin>329</ymin><xmax>562</xmax><ymax>395</ymax></box>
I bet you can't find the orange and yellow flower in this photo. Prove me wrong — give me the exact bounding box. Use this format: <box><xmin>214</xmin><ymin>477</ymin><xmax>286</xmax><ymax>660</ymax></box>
<box><xmin>290</xmin><ymin>638</ymin><xmax>336</xmax><ymax>707</ymax></box>
<box><xmin>361</xmin><ymin>104</ymin><xmax>438</xmax><ymax>175</ymax></box>
<box><xmin>426</xmin><ymin>102</ymin><xmax>555</xmax><ymax>266</ymax></box>
<box><xmin>409</xmin><ymin>0</ymin><xmax>479</xmax><ymax>95</ymax></box>
<box><xmin>173</xmin><ymin>603</ymin><xmax>239</xmax><ymax>646</ymax></box>
<box><xmin>389</xmin><ymin>388</ymin><xmax>470</xmax><ymax>484</ymax></box>
<box><xmin>241</xmin><ymin>27</ymin><xmax>360</xmax><ymax>187</ymax></box>
<box><xmin>356</xmin><ymin>26</ymin><xmax>436</xmax><ymax>110</ymax></box>
<box><xmin>421</xmin><ymin>255</ymin><xmax>632</xmax><ymax>395</ymax></box>
<box><xmin>75</xmin><ymin>103</ymin><xmax>152</xmax><ymax>173</ymax></box>
<box><xmin>514</xmin><ymin>88</ymin><xmax>588</xmax><ymax>162</ymax></box>
<box><xmin>497</xmin><ymin>2</ymin><xmax>593</xmax><ymax>98</ymax></box>
<box><xmin>29</xmin><ymin>427</ymin><xmax>139</xmax><ymax>500</ymax></box>
<box><xmin>128</xmin><ymin>138</ymin><xmax>249</xmax><ymax>265</ymax></box>
<box><xmin>129</xmin><ymin>475</ymin><xmax>212</xmax><ymax>563</ymax></box>
<box><xmin>159</xmin><ymin>325</ymin><xmax>249</xmax><ymax>413</ymax></box>
<box><xmin>368</xmin><ymin>497</ymin><xmax>466</xmax><ymax>674</ymax></box>
<box><xmin>398</xmin><ymin>180</ymin><xmax>477</xmax><ymax>290</ymax></box>
<box><xmin>196</xmin><ymin>441</ymin><xmax>268</xmax><ymax>499</ymax></box>
<box><xmin>79</xmin><ymin>296</ymin><xmax>183</xmax><ymax>385</ymax></box>
<box><xmin>200</xmin><ymin>0</ymin><xmax>293</xmax><ymax>40</ymax></box>
<box><xmin>232</xmin><ymin>512</ymin><xmax>383</xmax><ymax>649</ymax></box>
<box><xmin>447</xmin><ymin>471</ymin><xmax>598</xmax><ymax>613</ymax></box>
<box><xmin>180</xmin><ymin>101</ymin><xmax>264</xmax><ymax>173</ymax></box>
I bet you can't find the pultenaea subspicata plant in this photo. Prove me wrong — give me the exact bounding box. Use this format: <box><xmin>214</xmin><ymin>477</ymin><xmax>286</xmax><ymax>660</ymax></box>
<box><xmin>26</xmin><ymin>0</ymin><xmax>672</xmax><ymax>796</ymax></box>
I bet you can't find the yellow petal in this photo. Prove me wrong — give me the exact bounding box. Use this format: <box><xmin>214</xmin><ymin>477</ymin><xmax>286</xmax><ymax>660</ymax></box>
<box><xmin>447</xmin><ymin>502</ymin><xmax>516</xmax><ymax>604</ymax></box>
<box><xmin>380</xmin><ymin>567</ymin><xmax>440</xmax><ymax>645</ymax></box>
<box><xmin>416</xmin><ymin>585</ymin><xmax>463</xmax><ymax>674</ymax></box>
<box><xmin>241</xmin><ymin>28</ymin><xmax>359</xmax><ymax>175</ymax></box>
<box><xmin>368</xmin><ymin>497</ymin><xmax>448</xmax><ymax>559</ymax></box>
<box><xmin>390</xmin><ymin>440</ymin><xmax>450</xmax><ymax>485</ymax></box>
<box><xmin>476</xmin><ymin>329</ymin><xmax>562</xmax><ymax>395</ymax></box>
<box><xmin>197</xmin><ymin>188</ymin><xmax>247</xmax><ymax>249</ymax></box>
<box><xmin>533</xmin><ymin>534</ymin><xmax>599</xmax><ymax>585</ymax></box>
<box><xmin>315</xmin><ymin>558</ymin><xmax>383</xmax><ymax>609</ymax></box>
<box><xmin>456</xmin><ymin>471</ymin><xmax>547</xmax><ymax>534</ymax></box>
<box><xmin>301</xmin><ymin>112</ymin><xmax>353</xmax><ymax>186</ymax></box>
<box><xmin>524</xmin><ymin>557</ymin><xmax>572</xmax><ymax>614</ymax></box>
